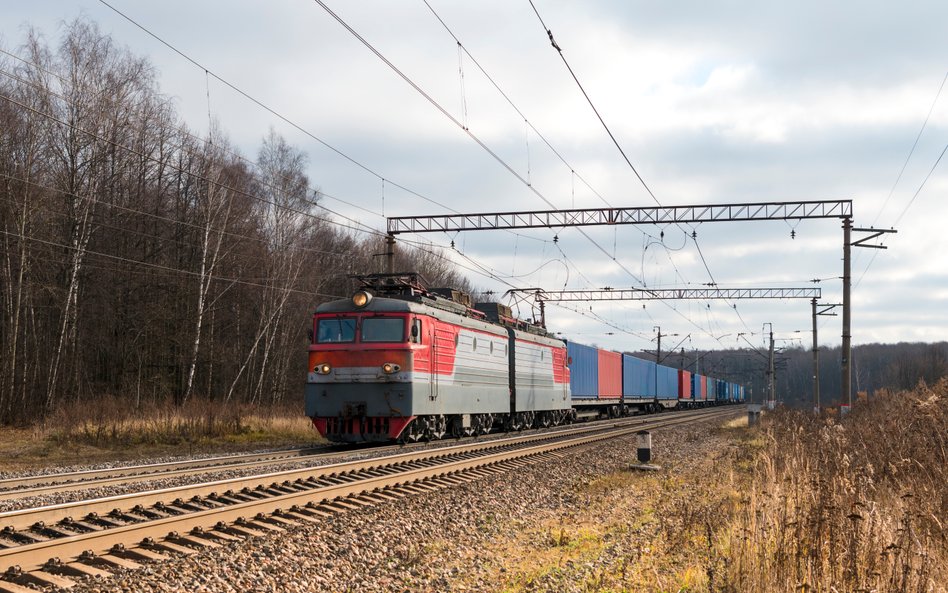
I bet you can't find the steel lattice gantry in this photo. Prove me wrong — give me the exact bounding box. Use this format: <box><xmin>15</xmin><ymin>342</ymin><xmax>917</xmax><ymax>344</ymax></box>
<box><xmin>507</xmin><ymin>287</ymin><xmax>822</xmax><ymax>330</ymax></box>
<box><xmin>384</xmin><ymin>198</ymin><xmax>866</xmax><ymax>408</ymax></box>
<box><xmin>386</xmin><ymin>200</ymin><xmax>853</xmax><ymax>234</ymax></box>
<box><xmin>524</xmin><ymin>287</ymin><xmax>822</xmax><ymax>302</ymax></box>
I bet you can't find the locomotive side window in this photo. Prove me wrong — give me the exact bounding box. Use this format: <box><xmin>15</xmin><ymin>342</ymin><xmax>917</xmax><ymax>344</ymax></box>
<box><xmin>361</xmin><ymin>318</ymin><xmax>406</xmax><ymax>342</ymax></box>
<box><xmin>316</xmin><ymin>317</ymin><xmax>356</xmax><ymax>343</ymax></box>
<box><xmin>410</xmin><ymin>319</ymin><xmax>422</xmax><ymax>343</ymax></box>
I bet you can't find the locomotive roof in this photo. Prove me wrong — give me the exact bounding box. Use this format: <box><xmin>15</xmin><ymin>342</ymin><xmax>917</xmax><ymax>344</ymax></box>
<box><xmin>315</xmin><ymin>295</ymin><xmax>566</xmax><ymax>346</ymax></box>
<box><xmin>316</xmin><ymin>295</ymin><xmax>510</xmax><ymax>336</ymax></box>
<box><xmin>317</xmin><ymin>296</ymin><xmax>427</xmax><ymax>314</ymax></box>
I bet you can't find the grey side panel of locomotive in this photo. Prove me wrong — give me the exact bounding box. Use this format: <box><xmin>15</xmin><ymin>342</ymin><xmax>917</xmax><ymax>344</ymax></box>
<box><xmin>509</xmin><ymin>328</ymin><xmax>569</xmax><ymax>413</ymax></box>
<box><xmin>412</xmin><ymin>317</ymin><xmax>510</xmax><ymax>416</ymax></box>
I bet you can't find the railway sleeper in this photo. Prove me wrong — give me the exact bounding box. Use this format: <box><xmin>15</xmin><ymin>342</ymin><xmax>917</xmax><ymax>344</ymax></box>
<box><xmin>0</xmin><ymin>576</ymin><xmax>39</xmax><ymax>593</ymax></box>
<box><xmin>5</xmin><ymin>530</ymin><xmax>46</xmax><ymax>545</ymax></box>
<box><xmin>194</xmin><ymin>527</ymin><xmax>240</xmax><ymax>543</ymax></box>
<box><xmin>142</xmin><ymin>538</ymin><xmax>197</xmax><ymax>557</ymax></box>
<box><xmin>84</xmin><ymin>552</ymin><xmax>143</xmax><ymax>571</ymax></box>
<box><xmin>85</xmin><ymin>513</ymin><xmax>124</xmax><ymax>528</ymax></box>
<box><xmin>10</xmin><ymin>567</ymin><xmax>76</xmax><ymax>590</ymax></box>
<box><xmin>166</xmin><ymin>531</ymin><xmax>221</xmax><ymax>549</ymax></box>
<box><xmin>110</xmin><ymin>543</ymin><xmax>170</xmax><ymax>563</ymax></box>
<box><xmin>277</xmin><ymin>510</ymin><xmax>323</xmax><ymax>524</ymax></box>
<box><xmin>35</xmin><ymin>524</ymin><xmax>78</xmax><ymax>539</ymax></box>
<box><xmin>44</xmin><ymin>558</ymin><xmax>112</xmax><ymax>580</ymax></box>
<box><xmin>299</xmin><ymin>504</ymin><xmax>335</xmax><ymax>518</ymax></box>
<box><xmin>261</xmin><ymin>514</ymin><xmax>300</xmax><ymax>529</ymax></box>
<box><xmin>236</xmin><ymin>516</ymin><xmax>283</xmax><ymax>533</ymax></box>
<box><xmin>219</xmin><ymin>523</ymin><xmax>267</xmax><ymax>538</ymax></box>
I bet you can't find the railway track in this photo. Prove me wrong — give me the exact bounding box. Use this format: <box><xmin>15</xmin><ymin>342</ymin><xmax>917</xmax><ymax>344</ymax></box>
<box><xmin>0</xmin><ymin>408</ymin><xmax>731</xmax><ymax>504</ymax></box>
<box><xmin>0</xmin><ymin>446</ymin><xmax>339</xmax><ymax>500</ymax></box>
<box><xmin>0</xmin><ymin>408</ymin><xmax>736</xmax><ymax>591</ymax></box>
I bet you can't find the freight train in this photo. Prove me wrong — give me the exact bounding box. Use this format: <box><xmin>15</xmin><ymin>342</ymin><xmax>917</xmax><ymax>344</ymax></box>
<box><xmin>305</xmin><ymin>274</ymin><xmax>744</xmax><ymax>443</ymax></box>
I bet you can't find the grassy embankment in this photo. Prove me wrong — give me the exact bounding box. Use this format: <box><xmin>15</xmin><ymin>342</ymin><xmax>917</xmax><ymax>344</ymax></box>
<box><xmin>0</xmin><ymin>397</ymin><xmax>321</xmax><ymax>472</ymax></box>
<box><xmin>451</xmin><ymin>379</ymin><xmax>948</xmax><ymax>592</ymax></box>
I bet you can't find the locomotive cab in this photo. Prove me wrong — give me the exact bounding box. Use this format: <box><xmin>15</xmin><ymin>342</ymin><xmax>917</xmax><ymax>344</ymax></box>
<box><xmin>307</xmin><ymin>291</ymin><xmax>425</xmax><ymax>442</ymax></box>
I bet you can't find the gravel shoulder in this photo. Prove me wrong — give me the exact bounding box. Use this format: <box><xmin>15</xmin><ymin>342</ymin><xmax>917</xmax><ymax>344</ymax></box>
<box><xmin>65</xmin><ymin>412</ymin><xmax>750</xmax><ymax>593</ymax></box>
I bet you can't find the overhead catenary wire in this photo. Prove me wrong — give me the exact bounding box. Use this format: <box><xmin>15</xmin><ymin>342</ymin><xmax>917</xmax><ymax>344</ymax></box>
<box><xmin>0</xmin><ymin>229</ymin><xmax>345</xmax><ymax>299</ymax></box>
<box><xmin>523</xmin><ymin>2</ymin><xmax>743</xmax><ymax>337</ymax></box>
<box><xmin>6</xmin><ymin>21</ymin><xmax>557</xmax><ymax>258</ymax></box>
<box><xmin>871</xmin><ymin>70</ymin><xmax>948</xmax><ymax>228</ymax></box>
<box><xmin>526</xmin><ymin>0</ymin><xmax>660</xmax><ymax>209</ymax></box>
<box><xmin>86</xmin><ymin>2</ymin><xmax>736</xmax><ymax>346</ymax></box>
<box><xmin>311</xmin><ymin>0</ymin><xmax>736</xmax><ymax>344</ymax></box>
<box><xmin>854</xmin><ymin>139</ymin><xmax>948</xmax><ymax>290</ymax></box>
<box><xmin>94</xmin><ymin>0</ymin><xmax>694</xmax><ymax>339</ymax></box>
<box><xmin>97</xmin><ymin>0</ymin><xmax>460</xmax><ymax>217</ymax></box>
<box><xmin>309</xmin><ymin>0</ymin><xmax>646</xmax><ymax>285</ymax></box>
<box><xmin>421</xmin><ymin>0</ymin><xmax>701</xmax><ymax>293</ymax></box>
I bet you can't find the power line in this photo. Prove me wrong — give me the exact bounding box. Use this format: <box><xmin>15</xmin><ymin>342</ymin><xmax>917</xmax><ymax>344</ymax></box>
<box><xmin>94</xmin><ymin>0</ymin><xmax>718</xmax><ymax>340</ymax></box>
<box><xmin>0</xmin><ymin>173</ymin><xmax>353</xmax><ymax>259</ymax></box>
<box><xmin>526</xmin><ymin>0</ymin><xmax>660</xmax><ymax>208</ymax></box>
<box><xmin>0</xmin><ymin>229</ymin><xmax>344</xmax><ymax>299</ymax></box>
<box><xmin>308</xmin><ymin>0</ymin><xmax>646</xmax><ymax>284</ymax></box>
<box><xmin>97</xmin><ymin>0</ymin><xmax>463</xmax><ymax>217</ymax></box>
<box><xmin>872</xmin><ymin>70</ymin><xmax>948</xmax><ymax>227</ymax></box>
<box><xmin>854</xmin><ymin>139</ymin><xmax>948</xmax><ymax>289</ymax></box>
<box><xmin>421</xmin><ymin>0</ymin><xmax>613</xmax><ymax>210</ymax></box>
<box><xmin>47</xmin><ymin>5</ymin><xmax>735</xmax><ymax>345</ymax></box>
<box><xmin>523</xmin><ymin>2</ymin><xmax>742</xmax><ymax>333</ymax></box>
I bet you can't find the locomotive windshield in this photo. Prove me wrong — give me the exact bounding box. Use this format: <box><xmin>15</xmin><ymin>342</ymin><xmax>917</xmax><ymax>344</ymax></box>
<box><xmin>361</xmin><ymin>317</ymin><xmax>405</xmax><ymax>342</ymax></box>
<box><xmin>316</xmin><ymin>317</ymin><xmax>356</xmax><ymax>343</ymax></box>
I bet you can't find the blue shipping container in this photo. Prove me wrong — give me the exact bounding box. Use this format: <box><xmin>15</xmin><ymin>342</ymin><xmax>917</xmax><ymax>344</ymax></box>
<box><xmin>621</xmin><ymin>354</ymin><xmax>655</xmax><ymax>399</ymax></box>
<box><xmin>567</xmin><ymin>341</ymin><xmax>599</xmax><ymax>399</ymax></box>
<box><xmin>657</xmin><ymin>365</ymin><xmax>678</xmax><ymax>400</ymax></box>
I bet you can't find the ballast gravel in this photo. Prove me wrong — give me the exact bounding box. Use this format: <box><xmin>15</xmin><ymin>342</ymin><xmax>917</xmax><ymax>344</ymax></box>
<box><xmin>58</xmin><ymin>415</ymin><xmax>739</xmax><ymax>593</ymax></box>
<box><xmin>0</xmin><ymin>420</ymin><xmax>624</xmax><ymax>513</ymax></box>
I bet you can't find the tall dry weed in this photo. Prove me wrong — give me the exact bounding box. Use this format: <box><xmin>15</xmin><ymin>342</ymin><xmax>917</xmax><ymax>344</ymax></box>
<box><xmin>727</xmin><ymin>378</ymin><xmax>948</xmax><ymax>592</ymax></box>
<box><xmin>42</xmin><ymin>396</ymin><xmax>315</xmax><ymax>447</ymax></box>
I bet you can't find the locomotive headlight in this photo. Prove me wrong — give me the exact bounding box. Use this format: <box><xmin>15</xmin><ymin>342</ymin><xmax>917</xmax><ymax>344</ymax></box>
<box><xmin>352</xmin><ymin>290</ymin><xmax>372</xmax><ymax>308</ymax></box>
<box><xmin>315</xmin><ymin>363</ymin><xmax>332</xmax><ymax>375</ymax></box>
<box><xmin>381</xmin><ymin>362</ymin><xmax>400</xmax><ymax>374</ymax></box>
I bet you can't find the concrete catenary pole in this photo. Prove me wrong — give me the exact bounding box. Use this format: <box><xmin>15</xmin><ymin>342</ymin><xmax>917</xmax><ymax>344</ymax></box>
<box><xmin>768</xmin><ymin>325</ymin><xmax>776</xmax><ymax>409</ymax></box>
<box><xmin>812</xmin><ymin>297</ymin><xmax>820</xmax><ymax>412</ymax></box>
<box><xmin>385</xmin><ymin>234</ymin><xmax>396</xmax><ymax>274</ymax></box>
<box><xmin>842</xmin><ymin>217</ymin><xmax>852</xmax><ymax>408</ymax></box>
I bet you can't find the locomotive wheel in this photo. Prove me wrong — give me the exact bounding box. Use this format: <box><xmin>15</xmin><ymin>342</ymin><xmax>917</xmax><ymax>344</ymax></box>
<box><xmin>398</xmin><ymin>418</ymin><xmax>424</xmax><ymax>443</ymax></box>
<box><xmin>430</xmin><ymin>415</ymin><xmax>447</xmax><ymax>440</ymax></box>
<box><xmin>448</xmin><ymin>416</ymin><xmax>463</xmax><ymax>439</ymax></box>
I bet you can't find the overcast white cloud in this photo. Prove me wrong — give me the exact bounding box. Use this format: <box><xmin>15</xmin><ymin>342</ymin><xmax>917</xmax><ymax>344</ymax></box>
<box><xmin>2</xmin><ymin>0</ymin><xmax>946</xmax><ymax>354</ymax></box>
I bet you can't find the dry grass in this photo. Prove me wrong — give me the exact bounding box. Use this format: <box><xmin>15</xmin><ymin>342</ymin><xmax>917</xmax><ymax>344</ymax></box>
<box><xmin>0</xmin><ymin>397</ymin><xmax>322</xmax><ymax>472</ymax></box>
<box><xmin>727</xmin><ymin>378</ymin><xmax>948</xmax><ymax>592</ymax></box>
<box><xmin>435</xmin><ymin>382</ymin><xmax>948</xmax><ymax>592</ymax></box>
<box><xmin>446</xmin><ymin>426</ymin><xmax>753</xmax><ymax>593</ymax></box>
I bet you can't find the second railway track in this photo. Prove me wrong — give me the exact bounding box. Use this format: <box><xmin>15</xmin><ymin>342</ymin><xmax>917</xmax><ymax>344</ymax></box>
<box><xmin>0</xmin><ymin>407</ymin><xmax>736</xmax><ymax>591</ymax></box>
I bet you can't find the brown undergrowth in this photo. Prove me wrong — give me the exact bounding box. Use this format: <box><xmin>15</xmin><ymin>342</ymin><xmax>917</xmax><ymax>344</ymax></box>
<box><xmin>0</xmin><ymin>397</ymin><xmax>320</xmax><ymax>471</ymax></box>
<box><xmin>728</xmin><ymin>379</ymin><xmax>948</xmax><ymax>592</ymax></box>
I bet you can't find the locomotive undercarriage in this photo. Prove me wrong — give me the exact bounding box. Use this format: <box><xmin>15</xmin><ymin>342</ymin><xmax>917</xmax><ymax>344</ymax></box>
<box><xmin>398</xmin><ymin>409</ymin><xmax>576</xmax><ymax>443</ymax></box>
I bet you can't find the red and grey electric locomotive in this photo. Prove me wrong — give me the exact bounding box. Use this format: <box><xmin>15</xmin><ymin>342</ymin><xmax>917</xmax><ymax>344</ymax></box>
<box><xmin>306</xmin><ymin>274</ymin><xmax>572</xmax><ymax>443</ymax></box>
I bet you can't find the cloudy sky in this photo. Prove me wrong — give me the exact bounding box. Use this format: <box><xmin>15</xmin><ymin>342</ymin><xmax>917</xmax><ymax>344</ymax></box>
<box><xmin>3</xmin><ymin>1</ymin><xmax>946</xmax><ymax>355</ymax></box>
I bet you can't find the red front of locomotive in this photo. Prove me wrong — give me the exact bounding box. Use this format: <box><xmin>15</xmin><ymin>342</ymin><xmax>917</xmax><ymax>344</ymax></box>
<box><xmin>305</xmin><ymin>290</ymin><xmax>436</xmax><ymax>442</ymax></box>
